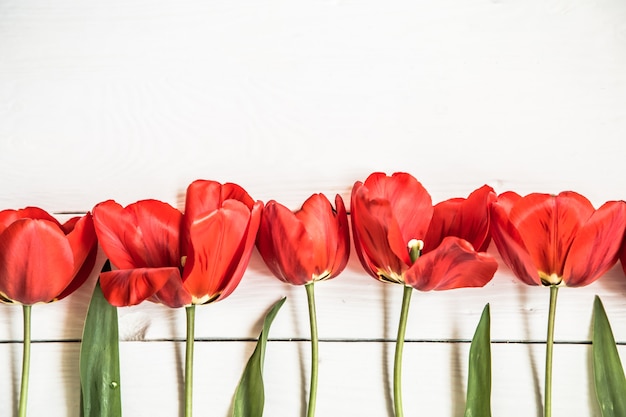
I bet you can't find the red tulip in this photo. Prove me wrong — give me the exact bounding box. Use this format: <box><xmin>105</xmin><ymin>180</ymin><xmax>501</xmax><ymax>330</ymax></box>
<box><xmin>256</xmin><ymin>193</ymin><xmax>350</xmax><ymax>285</ymax></box>
<box><xmin>490</xmin><ymin>191</ymin><xmax>626</xmax><ymax>287</ymax></box>
<box><xmin>351</xmin><ymin>172</ymin><xmax>498</xmax><ymax>290</ymax></box>
<box><xmin>256</xmin><ymin>193</ymin><xmax>349</xmax><ymax>416</ymax></box>
<box><xmin>0</xmin><ymin>207</ymin><xmax>98</xmax><ymax>305</ymax></box>
<box><xmin>93</xmin><ymin>199</ymin><xmax>190</xmax><ymax>307</ymax></box>
<box><xmin>93</xmin><ymin>180</ymin><xmax>263</xmax><ymax>307</ymax></box>
<box><xmin>181</xmin><ymin>180</ymin><xmax>263</xmax><ymax>304</ymax></box>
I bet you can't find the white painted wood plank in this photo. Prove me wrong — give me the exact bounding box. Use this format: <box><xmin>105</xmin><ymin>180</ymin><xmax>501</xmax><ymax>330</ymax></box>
<box><xmin>1</xmin><ymin>0</ymin><xmax>626</xmax><ymax>211</ymax></box>
<box><xmin>0</xmin><ymin>341</ymin><xmax>620</xmax><ymax>416</ymax></box>
<box><xmin>2</xmin><ymin>0</ymin><xmax>626</xmax><ymax>414</ymax></box>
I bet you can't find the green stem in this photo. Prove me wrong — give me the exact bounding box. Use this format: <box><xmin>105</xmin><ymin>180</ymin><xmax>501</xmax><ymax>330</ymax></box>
<box><xmin>544</xmin><ymin>285</ymin><xmax>559</xmax><ymax>417</ymax></box>
<box><xmin>305</xmin><ymin>282</ymin><xmax>318</xmax><ymax>417</ymax></box>
<box><xmin>393</xmin><ymin>285</ymin><xmax>413</xmax><ymax>417</ymax></box>
<box><xmin>185</xmin><ymin>305</ymin><xmax>196</xmax><ymax>417</ymax></box>
<box><xmin>393</xmin><ymin>240</ymin><xmax>421</xmax><ymax>417</ymax></box>
<box><xmin>19</xmin><ymin>305</ymin><xmax>31</xmax><ymax>417</ymax></box>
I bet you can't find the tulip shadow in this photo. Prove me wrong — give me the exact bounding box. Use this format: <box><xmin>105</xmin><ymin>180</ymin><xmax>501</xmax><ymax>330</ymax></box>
<box><xmin>450</xmin><ymin>322</ymin><xmax>464</xmax><ymax>417</ymax></box>
<box><xmin>5</xmin><ymin>307</ymin><xmax>19</xmax><ymax>415</ymax></box>
<box><xmin>381</xmin><ymin>283</ymin><xmax>394</xmax><ymax>417</ymax></box>
<box><xmin>285</xmin><ymin>285</ymin><xmax>308</xmax><ymax>417</ymax></box>
<box><xmin>518</xmin><ymin>285</ymin><xmax>543</xmax><ymax>417</ymax></box>
<box><xmin>168</xmin><ymin>309</ymin><xmax>186</xmax><ymax>417</ymax></box>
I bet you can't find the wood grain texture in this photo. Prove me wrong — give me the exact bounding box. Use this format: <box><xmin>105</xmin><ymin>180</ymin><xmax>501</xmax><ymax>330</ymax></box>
<box><xmin>0</xmin><ymin>341</ymin><xmax>622</xmax><ymax>416</ymax></box>
<box><xmin>2</xmin><ymin>0</ymin><xmax>626</xmax><ymax>415</ymax></box>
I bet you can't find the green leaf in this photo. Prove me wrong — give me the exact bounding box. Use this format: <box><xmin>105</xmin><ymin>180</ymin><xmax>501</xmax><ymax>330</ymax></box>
<box><xmin>592</xmin><ymin>295</ymin><xmax>626</xmax><ymax>417</ymax></box>
<box><xmin>464</xmin><ymin>303</ymin><xmax>492</xmax><ymax>417</ymax></box>
<box><xmin>232</xmin><ymin>297</ymin><xmax>287</xmax><ymax>417</ymax></box>
<box><xmin>80</xmin><ymin>261</ymin><xmax>122</xmax><ymax>417</ymax></box>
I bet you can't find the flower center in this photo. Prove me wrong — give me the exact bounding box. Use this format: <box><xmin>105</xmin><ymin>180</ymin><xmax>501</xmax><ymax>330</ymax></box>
<box><xmin>539</xmin><ymin>271</ymin><xmax>562</xmax><ymax>286</ymax></box>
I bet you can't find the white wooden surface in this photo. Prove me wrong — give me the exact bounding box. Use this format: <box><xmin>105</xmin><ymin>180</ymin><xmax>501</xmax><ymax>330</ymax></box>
<box><xmin>2</xmin><ymin>0</ymin><xmax>626</xmax><ymax>416</ymax></box>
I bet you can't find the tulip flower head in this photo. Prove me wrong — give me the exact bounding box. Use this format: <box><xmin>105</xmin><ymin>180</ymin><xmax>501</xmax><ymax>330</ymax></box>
<box><xmin>256</xmin><ymin>193</ymin><xmax>350</xmax><ymax>286</ymax></box>
<box><xmin>351</xmin><ymin>172</ymin><xmax>498</xmax><ymax>291</ymax></box>
<box><xmin>93</xmin><ymin>180</ymin><xmax>263</xmax><ymax>308</ymax></box>
<box><xmin>0</xmin><ymin>207</ymin><xmax>98</xmax><ymax>305</ymax></box>
<box><xmin>490</xmin><ymin>191</ymin><xmax>626</xmax><ymax>287</ymax></box>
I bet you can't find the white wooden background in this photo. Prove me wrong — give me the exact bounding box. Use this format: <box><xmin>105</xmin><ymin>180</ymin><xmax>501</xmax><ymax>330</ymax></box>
<box><xmin>2</xmin><ymin>0</ymin><xmax>626</xmax><ymax>416</ymax></box>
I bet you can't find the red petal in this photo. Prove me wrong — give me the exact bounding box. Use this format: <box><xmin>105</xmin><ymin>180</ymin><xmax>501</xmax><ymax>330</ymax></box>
<box><xmin>490</xmin><ymin>197</ymin><xmax>540</xmax><ymax>285</ymax></box>
<box><xmin>93</xmin><ymin>200</ymin><xmax>182</xmax><ymax>270</ymax></box>
<box><xmin>147</xmin><ymin>273</ymin><xmax>192</xmax><ymax>308</ymax></box>
<box><xmin>329</xmin><ymin>194</ymin><xmax>350</xmax><ymax>279</ymax></box>
<box><xmin>99</xmin><ymin>267</ymin><xmax>181</xmax><ymax>307</ymax></box>
<box><xmin>361</xmin><ymin>172</ymin><xmax>433</xmax><ymax>245</ymax></box>
<box><xmin>257</xmin><ymin>200</ymin><xmax>310</xmax><ymax>285</ymax></box>
<box><xmin>183</xmin><ymin>199</ymin><xmax>258</xmax><ymax>303</ymax></box>
<box><xmin>404</xmin><ymin>237</ymin><xmax>498</xmax><ymax>291</ymax></box>
<box><xmin>424</xmin><ymin>185</ymin><xmax>495</xmax><ymax>253</ymax></box>
<box><xmin>511</xmin><ymin>192</ymin><xmax>594</xmax><ymax>278</ymax></box>
<box><xmin>215</xmin><ymin>201</ymin><xmax>262</xmax><ymax>301</ymax></box>
<box><xmin>0</xmin><ymin>207</ymin><xmax>61</xmax><ymax>234</ymax></box>
<box><xmin>563</xmin><ymin>200</ymin><xmax>626</xmax><ymax>286</ymax></box>
<box><xmin>64</xmin><ymin>213</ymin><xmax>98</xmax><ymax>282</ymax></box>
<box><xmin>0</xmin><ymin>219</ymin><xmax>74</xmax><ymax>304</ymax></box>
<box><xmin>350</xmin><ymin>182</ymin><xmax>408</xmax><ymax>281</ymax></box>
<box><xmin>182</xmin><ymin>180</ymin><xmax>255</xmax><ymax>255</ymax></box>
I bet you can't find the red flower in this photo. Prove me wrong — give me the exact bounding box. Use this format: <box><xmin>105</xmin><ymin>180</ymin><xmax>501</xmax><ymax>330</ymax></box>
<box><xmin>93</xmin><ymin>199</ymin><xmax>190</xmax><ymax>307</ymax></box>
<box><xmin>181</xmin><ymin>180</ymin><xmax>263</xmax><ymax>304</ymax></box>
<box><xmin>93</xmin><ymin>180</ymin><xmax>262</xmax><ymax>307</ymax></box>
<box><xmin>350</xmin><ymin>172</ymin><xmax>497</xmax><ymax>290</ymax></box>
<box><xmin>0</xmin><ymin>207</ymin><xmax>97</xmax><ymax>305</ymax></box>
<box><xmin>491</xmin><ymin>191</ymin><xmax>626</xmax><ymax>287</ymax></box>
<box><xmin>256</xmin><ymin>193</ymin><xmax>350</xmax><ymax>285</ymax></box>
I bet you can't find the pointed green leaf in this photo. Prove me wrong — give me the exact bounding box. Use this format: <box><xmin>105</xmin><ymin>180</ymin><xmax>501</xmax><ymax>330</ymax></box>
<box><xmin>80</xmin><ymin>261</ymin><xmax>122</xmax><ymax>417</ymax></box>
<box><xmin>592</xmin><ymin>295</ymin><xmax>626</xmax><ymax>417</ymax></box>
<box><xmin>464</xmin><ymin>303</ymin><xmax>492</xmax><ymax>417</ymax></box>
<box><xmin>232</xmin><ymin>297</ymin><xmax>286</xmax><ymax>417</ymax></box>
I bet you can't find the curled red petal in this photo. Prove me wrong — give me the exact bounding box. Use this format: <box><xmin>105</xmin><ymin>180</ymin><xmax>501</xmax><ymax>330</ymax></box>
<box><xmin>147</xmin><ymin>273</ymin><xmax>192</xmax><ymax>308</ymax></box>
<box><xmin>404</xmin><ymin>236</ymin><xmax>497</xmax><ymax>291</ymax></box>
<box><xmin>0</xmin><ymin>219</ymin><xmax>75</xmax><ymax>304</ymax></box>
<box><xmin>93</xmin><ymin>199</ymin><xmax>182</xmax><ymax>270</ymax></box>
<box><xmin>490</xmin><ymin>198</ymin><xmax>540</xmax><ymax>285</ymax></box>
<box><xmin>424</xmin><ymin>185</ymin><xmax>495</xmax><ymax>253</ymax></box>
<box><xmin>563</xmin><ymin>200</ymin><xmax>626</xmax><ymax>286</ymax></box>
<box><xmin>99</xmin><ymin>267</ymin><xmax>181</xmax><ymax>307</ymax></box>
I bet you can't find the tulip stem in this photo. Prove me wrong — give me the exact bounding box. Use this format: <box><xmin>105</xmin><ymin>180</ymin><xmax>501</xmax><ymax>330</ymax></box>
<box><xmin>18</xmin><ymin>305</ymin><xmax>31</xmax><ymax>417</ymax></box>
<box><xmin>185</xmin><ymin>305</ymin><xmax>196</xmax><ymax>417</ymax></box>
<box><xmin>305</xmin><ymin>282</ymin><xmax>319</xmax><ymax>417</ymax></box>
<box><xmin>393</xmin><ymin>285</ymin><xmax>413</xmax><ymax>417</ymax></box>
<box><xmin>544</xmin><ymin>285</ymin><xmax>559</xmax><ymax>417</ymax></box>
